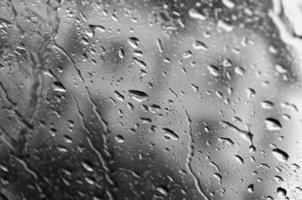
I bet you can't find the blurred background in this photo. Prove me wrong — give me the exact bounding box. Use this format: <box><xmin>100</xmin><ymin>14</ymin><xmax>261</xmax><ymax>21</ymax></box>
<box><xmin>0</xmin><ymin>0</ymin><xmax>302</xmax><ymax>199</ymax></box>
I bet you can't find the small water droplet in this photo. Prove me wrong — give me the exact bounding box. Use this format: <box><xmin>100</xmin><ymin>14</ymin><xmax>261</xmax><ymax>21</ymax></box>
<box><xmin>52</xmin><ymin>81</ymin><xmax>66</xmax><ymax>92</ymax></box>
<box><xmin>217</xmin><ymin>20</ymin><xmax>234</xmax><ymax>32</ymax></box>
<box><xmin>128</xmin><ymin>37</ymin><xmax>139</xmax><ymax>49</ymax></box>
<box><xmin>221</xmin><ymin>0</ymin><xmax>235</xmax><ymax>9</ymax></box>
<box><xmin>133</xmin><ymin>57</ymin><xmax>147</xmax><ymax>68</ymax></box>
<box><xmin>222</xmin><ymin>58</ymin><xmax>232</xmax><ymax>67</ymax></box>
<box><xmin>162</xmin><ymin>128</ymin><xmax>179</xmax><ymax>140</ymax></box>
<box><xmin>193</xmin><ymin>40</ymin><xmax>208</xmax><ymax>51</ymax></box>
<box><xmin>188</xmin><ymin>8</ymin><xmax>206</xmax><ymax>21</ymax></box>
<box><xmin>182</xmin><ymin>51</ymin><xmax>192</xmax><ymax>59</ymax></box>
<box><xmin>156</xmin><ymin>185</ymin><xmax>169</xmax><ymax>196</ymax></box>
<box><xmin>85</xmin><ymin>177</ymin><xmax>95</xmax><ymax>185</ymax></box>
<box><xmin>114</xmin><ymin>90</ymin><xmax>125</xmax><ymax>101</ymax></box>
<box><xmin>261</xmin><ymin>101</ymin><xmax>274</xmax><ymax>109</ymax></box>
<box><xmin>234</xmin><ymin>155</ymin><xmax>244</xmax><ymax>164</ymax></box>
<box><xmin>207</xmin><ymin>65</ymin><xmax>219</xmax><ymax>76</ymax></box>
<box><xmin>81</xmin><ymin>160</ymin><xmax>94</xmax><ymax>172</ymax></box>
<box><xmin>218</xmin><ymin>137</ymin><xmax>234</xmax><ymax>145</ymax></box>
<box><xmin>128</xmin><ymin>89</ymin><xmax>148</xmax><ymax>102</ymax></box>
<box><xmin>235</xmin><ymin>66</ymin><xmax>246</xmax><ymax>75</ymax></box>
<box><xmin>246</xmin><ymin>88</ymin><xmax>256</xmax><ymax>98</ymax></box>
<box><xmin>57</xmin><ymin>146</ymin><xmax>68</xmax><ymax>153</ymax></box>
<box><xmin>247</xmin><ymin>184</ymin><xmax>254</xmax><ymax>193</ymax></box>
<box><xmin>275</xmin><ymin>64</ymin><xmax>287</xmax><ymax>74</ymax></box>
<box><xmin>118</xmin><ymin>48</ymin><xmax>124</xmax><ymax>59</ymax></box>
<box><xmin>115</xmin><ymin>135</ymin><xmax>125</xmax><ymax>143</ymax></box>
<box><xmin>213</xmin><ymin>173</ymin><xmax>222</xmax><ymax>185</ymax></box>
<box><xmin>156</xmin><ymin>39</ymin><xmax>164</xmax><ymax>53</ymax></box>
<box><xmin>89</xmin><ymin>24</ymin><xmax>106</xmax><ymax>34</ymax></box>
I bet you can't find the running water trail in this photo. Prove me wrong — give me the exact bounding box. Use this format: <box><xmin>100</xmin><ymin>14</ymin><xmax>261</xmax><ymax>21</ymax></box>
<box><xmin>184</xmin><ymin>110</ymin><xmax>209</xmax><ymax>200</ymax></box>
<box><xmin>72</xmin><ymin>94</ymin><xmax>115</xmax><ymax>198</ymax></box>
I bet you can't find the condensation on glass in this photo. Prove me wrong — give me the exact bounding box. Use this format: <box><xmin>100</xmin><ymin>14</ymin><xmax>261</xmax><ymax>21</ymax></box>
<box><xmin>0</xmin><ymin>0</ymin><xmax>302</xmax><ymax>199</ymax></box>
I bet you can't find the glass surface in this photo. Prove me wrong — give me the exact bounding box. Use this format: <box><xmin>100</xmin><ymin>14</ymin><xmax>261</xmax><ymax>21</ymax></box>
<box><xmin>0</xmin><ymin>0</ymin><xmax>302</xmax><ymax>199</ymax></box>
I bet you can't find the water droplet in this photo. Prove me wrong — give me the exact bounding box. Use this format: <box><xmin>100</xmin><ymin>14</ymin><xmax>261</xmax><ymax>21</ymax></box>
<box><xmin>222</xmin><ymin>59</ymin><xmax>232</xmax><ymax>67</ymax></box>
<box><xmin>128</xmin><ymin>37</ymin><xmax>139</xmax><ymax>49</ymax></box>
<box><xmin>188</xmin><ymin>8</ymin><xmax>206</xmax><ymax>21</ymax></box>
<box><xmin>183</xmin><ymin>50</ymin><xmax>193</xmax><ymax>59</ymax></box>
<box><xmin>118</xmin><ymin>48</ymin><xmax>124</xmax><ymax>59</ymax></box>
<box><xmin>234</xmin><ymin>155</ymin><xmax>244</xmax><ymax>164</ymax></box>
<box><xmin>57</xmin><ymin>146</ymin><xmax>68</xmax><ymax>153</ymax></box>
<box><xmin>265</xmin><ymin>118</ymin><xmax>282</xmax><ymax>131</ymax></box>
<box><xmin>235</xmin><ymin>66</ymin><xmax>246</xmax><ymax>75</ymax></box>
<box><xmin>156</xmin><ymin>185</ymin><xmax>169</xmax><ymax>196</ymax></box>
<box><xmin>221</xmin><ymin>121</ymin><xmax>254</xmax><ymax>146</ymax></box>
<box><xmin>115</xmin><ymin>135</ymin><xmax>125</xmax><ymax>143</ymax></box>
<box><xmin>128</xmin><ymin>89</ymin><xmax>148</xmax><ymax>102</ymax></box>
<box><xmin>114</xmin><ymin>90</ymin><xmax>125</xmax><ymax>101</ymax></box>
<box><xmin>272</xmin><ymin>148</ymin><xmax>289</xmax><ymax>162</ymax></box>
<box><xmin>52</xmin><ymin>81</ymin><xmax>66</xmax><ymax>93</ymax></box>
<box><xmin>218</xmin><ymin>137</ymin><xmax>234</xmax><ymax>145</ymax></box>
<box><xmin>149</xmin><ymin>104</ymin><xmax>161</xmax><ymax>113</ymax></box>
<box><xmin>89</xmin><ymin>24</ymin><xmax>106</xmax><ymax>34</ymax></box>
<box><xmin>162</xmin><ymin>128</ymin><xmax>179</xmax><ymax>140</ymax></box>
<box><xmin>85</xmin><ymin>177</ymin><xmax>95</xmax><ymax>185</ymax></box>
<box><xmin>246</xmin><ymin>88</ymin><xmax>256</xmax><ymax>98</ymax></box>
<box><xmin>274</xmin><ymin>175</ymin><xmax>284</xmax><ymax>182</ymax></box>
<box><xmin>277</xmin><ymin>187</ymin><xmax>287</xmax><ymax>197</ymax></box>
<box><xmin>193</xmin><ymin>40</ymin><xmax>208</xmax><ymax>51</ymax></box>
<box><xmin>296</xmin><ymin>187</ymin><xmax>302</xmax><ymax>193</ymax></box>
<box><xmin>133</xmin><ymin>57</ymin><xmax>147</xmax><ymax>68</ymax></box>
<box><xmin>156</xmin><ymin>39</ymin><xmax>164</xmax><ymax>53</ymax></box>
<box><xmin>81</xmin><ymin>160</ymin><xmax>94</xmax><ymax>172</ymax></box>
<box><xmin>221</xmin><ymin>0</ymin><xmax>235</xmax><ymax>9</ymax></box>
<box><xmin>275</xmin><ymin>64</ymin><xmax>287</xmax><ymax>74</ymax></box>
<box><xmin>217</xmin><ymin>20</ymin><xmax>234</xmax><ymax>32</ymax></box>
<box><xmin>247</xmin><ymin>184</ymin><xmax>254</xmax><ymax>193</ymax></box>
<box><xmin>261</xmin><ymin>101</ymin><xmax>274</xmax><ymax>109</ymax></box>
<box><xmin>207</xmin><ymin>65</ymin><xmax>219</xmax><ymax>76</ymax></box>
<box><xmin>213</xmin><ymin>173</ymin><xmax>222</xmax><ymax>185</ymax></box>
<box><xmin>63</xmin><ymin>135</ymin><xmax>73</xmax><ymax>143</ymax></box>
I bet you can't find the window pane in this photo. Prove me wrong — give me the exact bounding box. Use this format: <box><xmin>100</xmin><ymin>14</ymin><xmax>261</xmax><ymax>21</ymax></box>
<box><xmin>0</xmin><ymin>0</ymin><xmax>301</xmax><ymax>199</ymax></box>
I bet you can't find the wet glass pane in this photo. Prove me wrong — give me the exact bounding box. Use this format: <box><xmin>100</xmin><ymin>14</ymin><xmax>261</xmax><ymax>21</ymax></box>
<box><xmin>0</xmin><ymin>0</ymin><xmax>302</xmax><ymax>199</ymax></box>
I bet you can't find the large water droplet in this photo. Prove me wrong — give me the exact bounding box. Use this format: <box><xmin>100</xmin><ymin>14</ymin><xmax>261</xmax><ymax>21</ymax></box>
<box><xmin>272</xmin><ymin>148</ymin><xmax>289</xmax><ymax>162</ymax></box>
<box><xmin>265</xmin><ymin>118</ymin><xmax>282</xmax><ymax>131</ymax></box>
<box><xmin>277</xmin><ymin>187</ymin><xmax>287</xmax><ymax>197</ymax></box>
